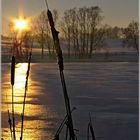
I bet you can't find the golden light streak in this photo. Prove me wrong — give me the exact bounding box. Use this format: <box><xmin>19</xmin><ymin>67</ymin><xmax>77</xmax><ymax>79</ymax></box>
<box><xmin>2</xmin><ymin>63</ymin><xmax>56</xmax><ymax>139</ymax></box>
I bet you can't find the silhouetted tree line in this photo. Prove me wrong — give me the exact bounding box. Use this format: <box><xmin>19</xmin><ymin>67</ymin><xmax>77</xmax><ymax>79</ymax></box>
<box><xmin>31</xmin><ymin>6</ymin><xmax>106</xmax><ymax>58</ymax></box>
<box><xmin>104</xmin><ymin>26</ymin><xmax>123</xmax><ymax>39</ymax></box>
<box><xmin>122</xmin><ymin>21</ymin><xmax>139</xmax><ymax>53</ymax></box>
<box><xmin>60</xmin><ymin>6</ymin><xmax>107</xmax><ymax>58</ymax></box>
<box><xmin>33</xmin><ymin>7</ymin><xmax>138</xmax><ymax>58</ymax></box>
<box><xmin>8</xmin><ymin>6</ymin><xmax>139</xmax><ymax>59</ymax></box>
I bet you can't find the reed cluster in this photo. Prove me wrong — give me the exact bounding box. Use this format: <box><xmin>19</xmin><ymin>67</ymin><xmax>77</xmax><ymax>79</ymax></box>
<box><xmin>8</xmin><ymin>53</ymin><xmax>32</xmax><ymax>140</ymax></box>
<box><xmin>7</xmin><ymin>1</ymin><xmax>96</xmax><ymax>139</ymax></box>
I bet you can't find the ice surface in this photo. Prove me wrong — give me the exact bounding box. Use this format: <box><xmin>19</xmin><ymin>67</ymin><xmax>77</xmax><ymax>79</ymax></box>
<box><xmin>1</xmin><ymin>62</ymin><xmax>138</xmax><ymax>140</ymax></box>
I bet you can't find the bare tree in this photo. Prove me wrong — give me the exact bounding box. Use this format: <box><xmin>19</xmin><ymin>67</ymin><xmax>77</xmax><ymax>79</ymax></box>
<box><xmin>33</xmin><ymin>11</ymin><xmax>49</xmax><ymax>58</ymax></box>
<box><xmin>77</xmin><ymin>7</ymin><xmax>87</xmax><ymax>56</ymax></box>
<box><xmin>8</xmin><ymin>22</ymin><xmax>33</xmax><ymax>60</ymax></box>
<box><xmin>105</xmin><ymin>26</ymin><xmax>123</xmax><ymax>39</ymax></box>
<box><xmin>61</xmin><ymin>9</ymin><xmax>72</xmax><ymax>59</ymax></box>
<box><xmin>61</xmin><ymin>6</ymin><xmax>105</xmax><ymax>58</ymax></box>
<box><xmin>33</xmin><ymin>10</ymin><xmax>59</xmax><ymax>58</ymax></box>
<box><xmin>52</xmin><ymin>9</ymin><xmax>59</xmax><ymax>25</ymax></box>
<box><xmin>122</xmin><ymin>21</ymin><xmax>139</xmax><ymax>53</ymax></box>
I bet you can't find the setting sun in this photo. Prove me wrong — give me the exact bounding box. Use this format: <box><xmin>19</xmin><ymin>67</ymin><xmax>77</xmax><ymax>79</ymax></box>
<box><xmin>14</xmin><ymin>18</ymin><xmax>29</xmax><ymax>31</ymax></box>
<box><xmin>16</xmin><ymin>19</ymin><xmax>26</xmax><ymax>30</ymax></box>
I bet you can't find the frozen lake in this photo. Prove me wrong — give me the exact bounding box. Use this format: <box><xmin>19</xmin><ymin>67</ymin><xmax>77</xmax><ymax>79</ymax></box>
<box><xmin>2</xmin><ymin>62</ymin><xmax>138</xmax><ymax>140</ymax></box>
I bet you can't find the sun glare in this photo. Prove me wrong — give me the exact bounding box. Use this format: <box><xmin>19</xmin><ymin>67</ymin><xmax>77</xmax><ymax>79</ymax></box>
<box><xmin>16</xmin><ymin>19</ymin><xmax>26</xmax><ymax>29</ymax></box>
<box><xmin>15</xmin><ymin>19</ymin><xmax>28</xmax><ymax>30</ymax></box>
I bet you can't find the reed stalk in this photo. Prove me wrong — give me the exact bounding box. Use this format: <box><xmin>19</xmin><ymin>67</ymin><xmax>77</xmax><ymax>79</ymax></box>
<box><xmin>87</xmin><ymin>114</ymin><xmax>95</xmax><ymax>140</ymax></box>
<box><xmin>8</xmin><ymin>110</ymin><xmax>13</xmax><ymax>140</ymax></box>
<box><xmin>20</xmin><ymin>52</ymin><xmax>32</xmax><ymax>140</ymax></box>
<box><xmin>11</xmin><ymin>56</ymin><xmax>16</xmax><ymax>140</ymax></box>
<box><xmin>54</xmin><ymin>107</ymin><xmax>76</xmax><ymax>140</ymax></box>
<box><xmin>45</xmin><ymin>1</ymin><xmax>76</xmax><ymax>139</ymax></box>
<box><xmin>6</xmin><ymin>83</ymin><xmax>13</xmax><ymax>139</ymax></box>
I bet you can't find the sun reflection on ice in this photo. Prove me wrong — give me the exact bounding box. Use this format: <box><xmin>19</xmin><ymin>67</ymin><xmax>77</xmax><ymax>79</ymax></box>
<box><xmin>2</xmin><ymin>63</ymin><xmax>57</xmax><ymax>140</ymax></box>
<box><xmin>15</xmin><ymin>63</ymin><xmax>28</xmax><ymax>93</ymax></box>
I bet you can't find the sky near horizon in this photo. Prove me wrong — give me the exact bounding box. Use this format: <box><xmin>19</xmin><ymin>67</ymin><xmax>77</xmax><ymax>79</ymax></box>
<box><xmin>1</xmin><ymin>0</ymin><xmax>138</xmax><ymax>34</ymax></box>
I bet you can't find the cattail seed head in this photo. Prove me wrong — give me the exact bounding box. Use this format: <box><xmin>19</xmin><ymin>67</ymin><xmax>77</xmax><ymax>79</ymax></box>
<box><xmin>11</xmin><ymin>56</ymin><xmax>15</xmax><ymax>86</ymax></box>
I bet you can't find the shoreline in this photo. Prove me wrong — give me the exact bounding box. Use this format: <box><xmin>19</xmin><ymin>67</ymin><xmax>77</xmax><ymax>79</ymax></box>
<box><xmin>1</xmin><ymin>52</ymin><xmax>138</xmax><ymax>63</ymax></box>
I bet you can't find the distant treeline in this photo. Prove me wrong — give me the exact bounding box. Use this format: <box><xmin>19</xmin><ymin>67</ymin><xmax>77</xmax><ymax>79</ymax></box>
<box><xmin>7</xmin><ymin>6</ymin><xmax>139</xmax><ymax>59</ymax></box>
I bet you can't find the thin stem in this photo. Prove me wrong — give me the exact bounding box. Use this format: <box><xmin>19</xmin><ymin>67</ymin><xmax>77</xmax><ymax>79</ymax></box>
<box><xmin>12</xmin><ymin>85</ymin><xmax>16</xmax><ymax>140</ymax></box>
<box><xmin>60</xmin><ymin>71</ymin><xmax>75</xmax><ymax>140</ymax></box>
<box><xmin>8</xmin><ymin>110</ymin><xmax>13</xmax><ymax>140</ymax></box>
<box><xmin>20</xmin><ymin>53</ymin><xmax>32</xmax><ymax>140</ymax></box>
<box><xmin>11</xmin><ymin>55</ymin><xmax>16</xmax><ymax>140</ymax></box>
<box><xmin>55</xmin><ymin>107</ymin><xmax>76</xmax><ymax>136</ymax></box>
<box><xmin>6</xmin><ymin>87</ymin><xmax>13</xmax><ymax>140</ymax></box>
